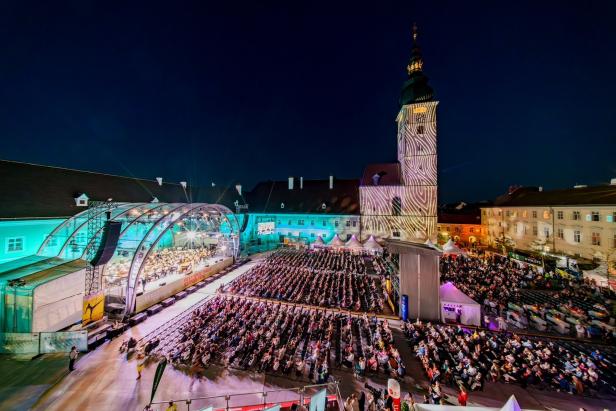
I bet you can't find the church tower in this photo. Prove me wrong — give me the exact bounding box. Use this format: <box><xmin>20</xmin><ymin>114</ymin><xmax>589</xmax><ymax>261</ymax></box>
<box><xmin>359</xmin><ymin>24</ymin><xmax>438</xmax><ymax>242</ymax></box>
<box><xmin>396</xmin><ymin>24</ymin><xmax>438</xmax><ymax>239</ymax></box>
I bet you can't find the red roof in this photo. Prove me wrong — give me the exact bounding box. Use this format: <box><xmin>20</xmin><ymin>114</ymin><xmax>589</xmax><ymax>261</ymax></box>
<box><xmin>360</xmin><ymin>163</ymin><xmax>402</xmax><ymax>186</ymax></box>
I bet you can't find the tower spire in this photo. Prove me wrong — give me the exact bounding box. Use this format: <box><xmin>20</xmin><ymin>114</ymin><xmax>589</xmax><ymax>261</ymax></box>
<box><xmin>399</xmin><ymin>23</ymin><xmax>434</xmax><ymax>105</ymax></box>
<box><xmin>407</xmin><ymin>23</ymin><xmax>424</xmax><ymax>75</ymax></box>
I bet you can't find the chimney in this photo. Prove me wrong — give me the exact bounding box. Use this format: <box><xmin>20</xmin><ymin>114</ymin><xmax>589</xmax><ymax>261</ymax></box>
<box><xmin>156</xmin><ymin>177</ymin><xmax>163</xmax><ymax>186</ymax></box>
<box><xmin>288</xmin><ymin>177</ymin><xmax>294</xmax><ymax>190</ymax></box>
<box><xmin>180</xmin><ymin>181</ymin><xmax>187</xmax><ymax>189</ymax></box>
<box><xmin>300</xmin><ymin>177</ymin><xmax>303</xmax><ymax>190</ymax></box>
<box><xmin>329</xmin><ymin>175</ymin><xmax>334</xmax><ymax>189</ymax></box>
<box><xmin>235</xmin><ymin>184</ymin><xmax>242</xmax><ymax>196</ymax></box>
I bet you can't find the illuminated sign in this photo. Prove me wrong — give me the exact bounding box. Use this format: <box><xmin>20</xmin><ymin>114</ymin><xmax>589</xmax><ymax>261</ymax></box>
<box><xmin>257</xmin><ymin>222</ymin><xmax>275</xmax><ymax>235</ymax></box>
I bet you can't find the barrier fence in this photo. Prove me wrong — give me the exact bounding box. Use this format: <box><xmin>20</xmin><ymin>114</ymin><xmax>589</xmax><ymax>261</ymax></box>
<box><xmin>147</xmin><ymin>382</ymin><xmax>342</xmax><ymax>411</ymax></box>
<box><xmin>0</xmin><ymin>331</ymin><xmax>87</xmax><ymax>354</ymax></box>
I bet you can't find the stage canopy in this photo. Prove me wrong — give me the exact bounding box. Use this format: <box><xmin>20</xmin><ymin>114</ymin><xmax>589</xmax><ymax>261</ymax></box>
<box><xmin>439</xmin><ymin>281</ymin><xmax>481</xmax><ymax>326</ymax></box>
<box><xmin>311</xmin><ymin>235</ymin><xmax>326</xmax><ymax>248</ymax></box>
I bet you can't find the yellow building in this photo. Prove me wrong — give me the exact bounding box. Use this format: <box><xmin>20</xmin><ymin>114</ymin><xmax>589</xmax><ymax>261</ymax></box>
<box><xmin>482</xmin><ymin>184</ymin><xmax>616</xmax><ymax>262</ymax></box>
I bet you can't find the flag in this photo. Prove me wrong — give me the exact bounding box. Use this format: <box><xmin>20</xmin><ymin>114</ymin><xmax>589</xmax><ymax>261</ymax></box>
<box><xmin>150</xmin><ymin>358</ymin><xmax>167</xmax><ymax>404</ymax></box>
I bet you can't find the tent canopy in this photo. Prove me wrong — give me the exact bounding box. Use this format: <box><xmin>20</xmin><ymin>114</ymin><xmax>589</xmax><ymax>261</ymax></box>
<box><xmin>345</xmin><ymin>234</ymin><xmax>363</xmax><ymax>249</ymax></box>
<box><xmin>440</xmin><ymin>282</ymin><xmax>479</xmax><ymax>306</ymax></box>
<box><xmin>363</xmin><ymin>235</ymin><xmax>383</xmax><ymax>252</ymax></box>
<box><xmin>415</xmin><ymin>395</ymin><xmax>528</xmax><ymax>411</ymax></box>
<box><xmin>329</xmin><ymin>234</ymin><xmax>345</xmax><ymax>247</ymax></box>
<box><xmin>442</xmin><ymin>239</ymin><xmax>465</xmax><ymax>255</ymax></box>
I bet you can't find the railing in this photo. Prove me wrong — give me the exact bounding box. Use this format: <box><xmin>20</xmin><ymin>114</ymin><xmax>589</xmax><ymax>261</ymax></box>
<box><xmin>147</xmin><ymin>381</ymin><xmax>342</xmax><ymax>411</ymax></box>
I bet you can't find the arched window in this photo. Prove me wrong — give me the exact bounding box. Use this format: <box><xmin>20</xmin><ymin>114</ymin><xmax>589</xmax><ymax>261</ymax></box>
<box><xmin>392</xmin><ymin>196</ymin><xmax>402</xmax><ymax>216</ymax></box>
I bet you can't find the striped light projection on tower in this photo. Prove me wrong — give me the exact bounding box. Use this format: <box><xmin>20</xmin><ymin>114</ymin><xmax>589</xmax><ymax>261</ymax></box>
<box><xmin>359</xmin><ymin>24</ymin><xmax>438</xmax><ymax>242</ymax></box>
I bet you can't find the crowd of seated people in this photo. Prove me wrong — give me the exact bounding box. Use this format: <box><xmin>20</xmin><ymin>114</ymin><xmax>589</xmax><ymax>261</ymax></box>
<box><xmin>145</xmin><ymin>296</ymin><xmax>401</xmax><ymax>382</ymax></box>
<box><xmin>225</xmin><ymin>249</ymin><xmax>386</xmax><ymax>312</ymax></box>
<box><xmin>404</xmin><ymin>320</ymin><xmax>616</xmax><ymax>396</ymax></box>
<box><xmin>264</xmin><ymin>249</ymin><xmax>372</xmax><ymax>274</ymax></box>
<box><xmin>440</xmin><ymin>254</ymin><xmax>615</xmax><ymax>339</ymax></box>
<box><xmin>440</xmin><ymin>255</ymin><xmax>540</xmax><ymax>315</ymax></box>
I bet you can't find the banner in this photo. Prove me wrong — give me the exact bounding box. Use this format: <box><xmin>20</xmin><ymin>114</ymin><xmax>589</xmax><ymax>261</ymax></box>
<box><xmin>150</xmin><ymin>358</ymin><xmax>167</xmax><ymax>404</ymax></box>
<box><xmin>82</xmin><ymin>291</ymin><xmax>105</xmax><ymax>326</ymax></box>
<box><xmin>401</xmin><ymin>295</ymin><xmax>409</xmax><ymax>321</ymax></box>
<box><xmin>309</xmin><ymin>389</ymin><xmax>326</xmax><ymax>411</ymax></box>
<box><xmin>387</xmin><ymin>379</ymin><xmax>401</xmax><ymax>411</ymax></box>
<box><xmin>40</xmin><ymin>331</ymin><xmax>87</xmax><ymax>353</ymax></box>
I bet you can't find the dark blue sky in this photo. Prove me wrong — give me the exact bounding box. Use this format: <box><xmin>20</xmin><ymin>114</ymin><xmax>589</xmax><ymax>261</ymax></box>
<box><xmin>1</xmin><ymin>1</ymin><xmax>615</xmax><ymax>203</ymax></box>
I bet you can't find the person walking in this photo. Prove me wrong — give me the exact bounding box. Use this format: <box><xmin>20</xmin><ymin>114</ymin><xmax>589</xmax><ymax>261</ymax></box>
<box><xmin>165</xmin><ymin>401</ymin><xmax>177</xmax><ymax>411</ymax></box>
<box><xmin>68</xmin><ymin>346</ymin><xmax>78</xmax><ymax>371</ymax></box>
<box><xmin>136</xmin><ymin>360</ymin><xmax>145</xmax><ymax>380</ymax></box>
<box><xmin>457</xmin><ymin>386</ymin><xmax>468</xmax><ymax>406</ymax></box>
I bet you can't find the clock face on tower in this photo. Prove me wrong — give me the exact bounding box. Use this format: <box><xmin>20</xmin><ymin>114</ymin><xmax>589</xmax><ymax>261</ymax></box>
<box><xmin>415</xmin><ymin>114</ymin><xmax>426</xmax><ymax>123</ymax></box>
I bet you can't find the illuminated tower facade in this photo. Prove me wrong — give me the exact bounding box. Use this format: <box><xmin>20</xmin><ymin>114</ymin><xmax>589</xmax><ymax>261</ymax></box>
<box><xmin>360</xmin><ymin>25</ymin><xmax>438</xmax><ymax>241</ymax></box>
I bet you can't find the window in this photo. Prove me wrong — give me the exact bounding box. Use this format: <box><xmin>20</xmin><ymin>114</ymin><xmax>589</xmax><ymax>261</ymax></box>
<box><xmin>532</xmin><ymin>225</ymin><xmax>538</xmax><ymax>236</ymax></box>
<box><xmin>392</xmin><ymin>196</ymin><xmax>402</xmax><ymax>216</ymax></box>
<box><xmin>346</xmin><ymin>234</ymin><xmax>352</xmax><ymax>240</ymax></box>
<box><xmin>543</xmin><ymin>210</ymin><xmax>550</xmax><ymax>219</ymax></box>
<box><xmin>613</xmin><ymin>233</ymin><xmax>616</xmax><ymax>248</ymax></box>
<box><xmin>522</xmin><ymin>211</ymin><xmax>527</xmax><ymax>218</ymax></box>
<box><xmin>544</xmin><ymin>227</ymin><xmax>550</xmax><ymax>237</ymax></box>
<box><xmin>310</xmin><ymin>233</ymin><xmax>315</xmax><ymax>238</ymax></box>
<box><xmin>297</xmin><ymin>220</ymin><xmax>305</xmax><ymax>225</ymax></box>
<box><xmin>288</xmin><ymin>220</ymin><xmax>292</xmax><ymax>225</ymax></box>
<box><xmin>352</xmin><ymin>220</ymin><xmax>357</xmax><ymax>227</ymax></box>
<box><xmin>532</xmin><ymin>211</ymin><xmax>537</xmax><ymax>219</ymax></box>
<box><xmin>572</xmin><ymin>211</ymin><xmax>581</xmax><ymax>220</ymax></box>
<box><xmin>574</xmin><ymin>230</ymin><xmax>581</xmax><ymax>243</ymax></box>
<box><xmin>322</xmin><ymin>220</ymin><xmax>326</xmax><ymax>227</ymax></box>
<box><xmin>523</xmin><ymin>225</ymin><xmax>527</xmax><ymax>235</ymax></box>
<box><xmin>310</xmin><ymin>220</ymin><xmax>314</xmax><ymax>226</ymax></box>
<box><xmin>469</xmin><ymin>227</ymin><xmax>474</xmax><ymax>233</ymax></box>
<box><xmin>591</xmin><ymin>211</ymin><xmax>600</xmax><ymax>222</ymax></box>
<box><xmin>6</xmin><ymin>237</ymin><xmax>24</xmax><ymax>253</ymax></box>
<box><xmin>392</xmin><ymin>230</ymin><xmax>400</xmax><ymax>238</ymax></box>
<box><xmin>557</xmin><ymin>228</ymin><xmax>564</xmax><ymax>239</ymax></box>
<box><xmin>416</xmin><ymin>125</ymin><xmax>425</xmax><ymax>134</ymax></box>
<box><xmin>335</xmin><ymin>220</ymin><xmax>339</xmax><ymax>227</ymax></box>
<box><xmin>591</xmin><ymin>232</ymin><xmax>601</xmax><ymax>246</ymax></box>
<box><xmin>346</xmin><ymin>220</ymin><xmax>351</xmax><ymax>227</ymax></box>
<box><xmin>506</xmin><ymin>210</ymin><xmax>510</xmax><ymax>217</ymax></box>
<box><xmin>557</xmin><ymin>211</ymin><xmax>563</xmax><ymax>220</ymax></box>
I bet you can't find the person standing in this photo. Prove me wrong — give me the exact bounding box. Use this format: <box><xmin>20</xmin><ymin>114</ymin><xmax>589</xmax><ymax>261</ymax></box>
<box><xmin>457</xmin><ymin>387</ymin><xmax>468</xmax><ymax>406</ymax></box>
<box><xmin>68</xmin><ymin>346</ymin><xmax>78</xmax><ymax>371</ymax></box>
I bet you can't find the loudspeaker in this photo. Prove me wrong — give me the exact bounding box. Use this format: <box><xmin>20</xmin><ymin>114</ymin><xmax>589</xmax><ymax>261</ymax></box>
<box><xmin>90</xmin><ymin>221</ymin><xmax>122</xmax><ymax>266</ymax></box>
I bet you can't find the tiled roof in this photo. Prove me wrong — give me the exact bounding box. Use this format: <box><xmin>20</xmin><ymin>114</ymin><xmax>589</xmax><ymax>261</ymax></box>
<box><xmin>0</xmin><ymin>160</ymin><xmax>244</xmax><ymax>219</ymax></box>
<box><xmin>245</xmin><ymin>178</ymin><xmax>360</xmax><ymax>215</ymax></box>
<box><xmin>490</xmin><ymin>185</ymin><xmax>616</xmax><ymax>207</ymax></box>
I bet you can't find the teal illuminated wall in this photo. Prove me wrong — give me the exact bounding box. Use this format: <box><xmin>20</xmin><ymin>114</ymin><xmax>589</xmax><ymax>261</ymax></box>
<box><xmin>240</xmin><ymin>212</ymin><xmax>360</xmax><ymax>254</ymax></box>
<box><xmin>0</xmin><ymin>219</ymin><xmax>66</xmax><ymax>264</ymax></box>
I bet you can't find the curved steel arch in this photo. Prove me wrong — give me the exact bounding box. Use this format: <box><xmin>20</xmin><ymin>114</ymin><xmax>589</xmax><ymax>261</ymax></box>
<box><xmin>123</xmin><ymin>203</ymin><xmax>240</xmax><ymax>315</ymax></box>
<box><xmin>37</xmin><ymin>204</ymin><xmax>129</xmax><ymax>256</ymax></box>
<box><xmin>57</xmin><ymin>203</ymin><xmax>145</xmax><ymax>259</ymax></box>
<box><xmin>73</xmin><ymin>202</ymin><xmax>149</xmax><ymax>259</ymax></box>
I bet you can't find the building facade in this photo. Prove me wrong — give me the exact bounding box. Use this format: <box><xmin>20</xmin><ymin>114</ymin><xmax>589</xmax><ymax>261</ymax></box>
<box><xmin>360</xmin><ymin>26</ymin><xmax>438</xmax><ymax>242</ymax></box>
<box><xmin>482</xmin><ymin>185</ymin><xmax>616</xmax><ymax>261</ymax></box>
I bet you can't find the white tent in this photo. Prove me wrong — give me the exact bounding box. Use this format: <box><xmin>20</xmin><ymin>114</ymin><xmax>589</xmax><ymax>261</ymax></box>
<box><xmin>345</xmin><ymin>234</ymin><xmax>363</xmax><ymax>250</ymax></box>
<box><xmin>414</xmin><ymin>395</ymin><xmax>528</xmax><ymax>411</ymax></box>
<box><xmin>442</xmin><ymin>239</ymin><xmax>466</xmax><ymax>255</ymax></box>
<box><xmin>329</xmin><ymin>234</ymin><xmax>345</xmax><ymax>247</ymax></box>
<box><xmin>424</xmin><ymin>238</ymin><xmax>439</xmax><ymax>250</ymax></box>
<box><xmin>311</xmin><ymin>235</ymin><xmax>326</xmax><ymax>248</ymax></box>
<box><xmin>363</xmin><ymin>235</ymin><xmax>383</xmax><ymax>253</ymax></box>
<box><xmin>439</xmin><ymin>282</ymin><xmax>481</xmax><ymax>326</ymax></box>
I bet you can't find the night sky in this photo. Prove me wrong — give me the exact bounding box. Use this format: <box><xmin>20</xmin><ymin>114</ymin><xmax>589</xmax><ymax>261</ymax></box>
<box><xmin>1</xmin><ymin>1</ymin><xmax>615</xmax><ymax>203</ymax></box>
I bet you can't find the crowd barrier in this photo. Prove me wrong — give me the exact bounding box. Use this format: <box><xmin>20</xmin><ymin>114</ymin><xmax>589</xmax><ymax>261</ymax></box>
<box><xmin>0</xmin><ymin>331</ymin><xmax>87</xmax><ymax>354</ymax></box>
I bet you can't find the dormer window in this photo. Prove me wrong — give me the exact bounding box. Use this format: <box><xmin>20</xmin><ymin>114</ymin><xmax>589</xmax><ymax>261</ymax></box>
<box><xmin>280</xmin><ymin>202</ymin><xmax>285</xmax><ymax>209</ymax></box>
<box><xmin>372</xmin><ymin>173</ymin><xmax>381</xmax><ymax>186</ymax></box>
<box><xmin>75</xmin><ymin>193</ymin><xmax>89</xmax><ymax>207</ymax></box>
<box><xmin>321</xmin><ymin>203</ymin><xmax>327</xmax><ymax>210</ymax></box>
